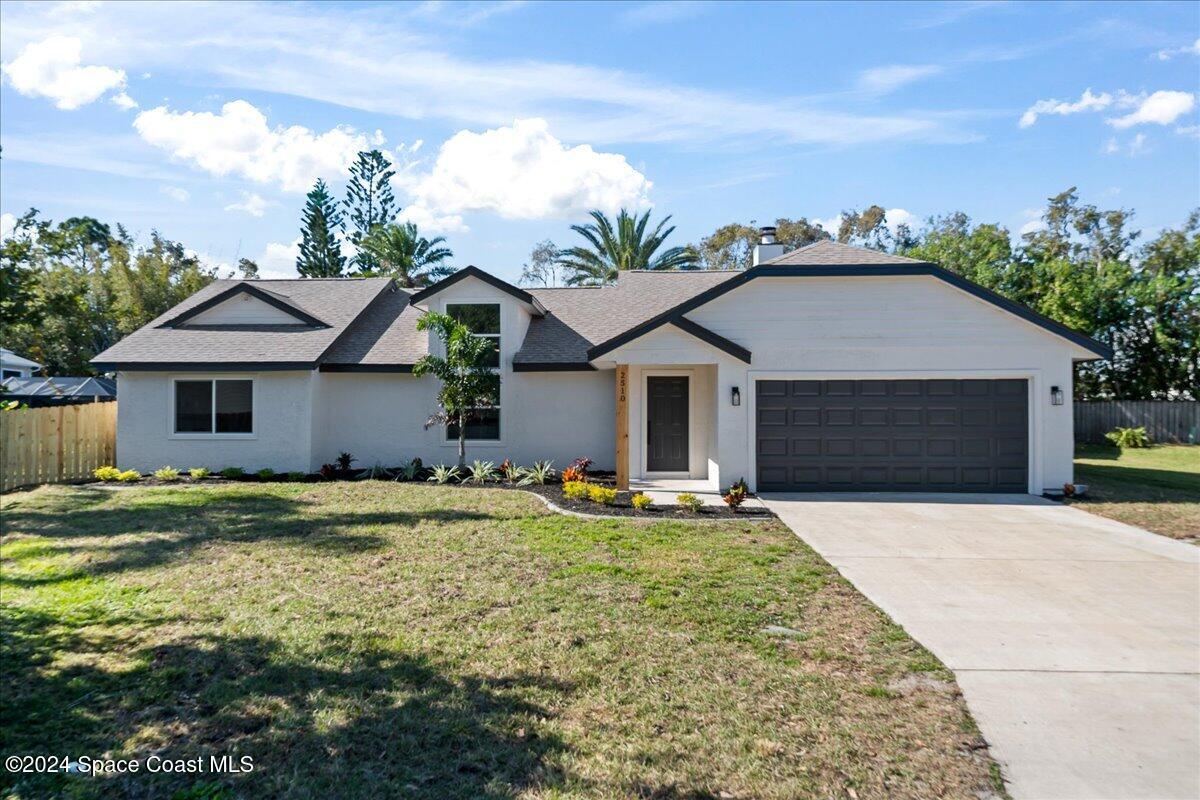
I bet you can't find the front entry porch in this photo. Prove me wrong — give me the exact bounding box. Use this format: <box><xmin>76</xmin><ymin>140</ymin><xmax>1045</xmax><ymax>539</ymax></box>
<box><xmin>614</xmin><ymin>363</ymin><xmax>719</xmax><ymax>490</ymax></box>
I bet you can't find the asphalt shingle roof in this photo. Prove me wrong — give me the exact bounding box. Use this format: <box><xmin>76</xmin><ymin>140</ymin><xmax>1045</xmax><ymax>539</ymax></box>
<box><xmin>762</xmin><ymin>239</ymin><xmax>927</xmax><ymax>266</ymax></box>
<box><xmin>92</xmin><ymin>278</ymin><xmax>392</xmax><ymax>367</ymax></box>
<box><xmin>321</xmin><ymin>286</ymin><xmax>426</xmax><ymax>365</ymax></box>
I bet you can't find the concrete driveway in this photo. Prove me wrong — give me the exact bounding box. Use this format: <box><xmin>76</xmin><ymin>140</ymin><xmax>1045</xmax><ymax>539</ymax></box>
<box><xmin>762</xmin><ymin>493</ymin><xmax>1200</xmax><ymax>800</ymax></box>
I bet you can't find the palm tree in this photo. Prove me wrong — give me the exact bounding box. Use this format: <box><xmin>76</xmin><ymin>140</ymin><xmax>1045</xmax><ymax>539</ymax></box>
<box><xmin>357</xmin><ymin>222</ymin><xmax>453</xmax><ymax>287</ymax></box>
<box><xmin>558</xmin><ymin>209</ymin><xmax>698</xmax><ymax>285</ymax></box>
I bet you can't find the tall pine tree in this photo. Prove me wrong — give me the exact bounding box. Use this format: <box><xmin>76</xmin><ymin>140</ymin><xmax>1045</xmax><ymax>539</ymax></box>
<box><xmin>296</xmin><ymin>179</ymin><xmax>346</xmax><ymax>278</ymax></box>
<box><xmin>344</xmin><ymin>150</ymin><xmax>397</xmax><ymax>272</ymax></box>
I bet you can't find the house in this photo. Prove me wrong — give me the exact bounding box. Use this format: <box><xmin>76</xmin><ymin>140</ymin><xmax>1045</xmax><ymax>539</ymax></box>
<box><xmin>92</xmin><ymin>233</ymin><xmax>1109</xmax><ymax>494</ymax></box>
<box><xmin>0</xmin><ymin>376</ymin><xmax>117</xmax><ymax>408</ymax></box>
<box><xmin>1</xmin><ymin>348</ymin><xmax>41</xmax><ymax>379</ymax></box>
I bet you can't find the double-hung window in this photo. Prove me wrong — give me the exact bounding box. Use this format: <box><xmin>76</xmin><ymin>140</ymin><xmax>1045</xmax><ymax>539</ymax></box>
<box><xmin>174</xmin><ymin>379</ymin><xmax>253</xmax><ymax>435</ymax></box>
<box><xmin>445</xmin><ymin>303</ymin><xmax>500</xmax><ymax>441</ymax></box>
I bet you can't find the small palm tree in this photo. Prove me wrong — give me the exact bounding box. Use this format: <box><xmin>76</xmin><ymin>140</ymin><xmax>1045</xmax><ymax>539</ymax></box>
<box><xmin>558</xmin><ymin>209</ymin><xmax>697</xmax><ymax>286</ymax></box>
<box><xmin>357</xmin><ymin>222</ymin><xmax>453</xmax><ymax>287</ymax></box>
<box><xmin>413</xmin><ymin>312</ymin><xmax>497</xmax><ymax>468</ymax></box>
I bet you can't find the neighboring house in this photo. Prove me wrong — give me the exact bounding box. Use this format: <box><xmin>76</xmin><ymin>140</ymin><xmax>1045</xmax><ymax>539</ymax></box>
<box><xmin>92</xmin><ymin>234</ymin><xmax>1109</xmax><ymax>494</ymax></box>
<box><xmin>0</xmin><ymin>376</ymin><xmax>117</xmax><ymax>408</ymax></box>
<box><xmin>0</xmin><ymin>348</ymin><xmax>41</xmax><ymax>379</ymax></box>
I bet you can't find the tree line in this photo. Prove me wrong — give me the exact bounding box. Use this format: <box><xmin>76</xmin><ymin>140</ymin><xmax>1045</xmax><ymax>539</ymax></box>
<box><xmin>2</xmin><ymin>168</ymin><xmax>1194</xmax><ymax>399</ymax></box>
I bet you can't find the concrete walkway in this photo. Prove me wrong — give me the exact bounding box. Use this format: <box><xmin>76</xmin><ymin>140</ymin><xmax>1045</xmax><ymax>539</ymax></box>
<box><xmin>761</xmin><ymin>493</ymin><xmax>1200</xmax><ymax>800</ymax></box>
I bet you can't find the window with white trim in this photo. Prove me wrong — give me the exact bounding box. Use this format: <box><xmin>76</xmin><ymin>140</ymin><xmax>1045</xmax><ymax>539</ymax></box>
<box><xmin>445</xmin><ymin>303</ymin><xmax>501</xmax><ymax>440</ymax></box>
<box><xmin>174</xmin><ymin>379</ymin><xmax>253</xmax><ymax>434</ymax></box>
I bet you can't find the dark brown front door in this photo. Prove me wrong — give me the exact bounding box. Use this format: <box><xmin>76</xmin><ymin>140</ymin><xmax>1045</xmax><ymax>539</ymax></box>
<box><xmin>647</xmin><ymin>376</ymin><xmax>688</xmax><ymax>472</ymax></box>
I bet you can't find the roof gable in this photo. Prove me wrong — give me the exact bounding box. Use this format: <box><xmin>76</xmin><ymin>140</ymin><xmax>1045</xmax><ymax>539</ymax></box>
<box><xmin>409</xmin><ymin>266</ymin><xmax>546</xmax><ymax>315</ymax></box>
<box><xmin>162</xmin><ymin>283</ymin><xmax>329</xmax><ymax>328</ymax></box>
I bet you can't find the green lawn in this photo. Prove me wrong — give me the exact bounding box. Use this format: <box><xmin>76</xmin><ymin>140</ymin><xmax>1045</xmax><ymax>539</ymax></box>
<box><xmin>1070</xmin><ymin>444</ymin><xmax>1200</xmax><ymax>541</ymax></box>
<box><xmin>0</xmin><ymin>483</ymin><xmax>1000</xmax><ymax>799</ymax></box>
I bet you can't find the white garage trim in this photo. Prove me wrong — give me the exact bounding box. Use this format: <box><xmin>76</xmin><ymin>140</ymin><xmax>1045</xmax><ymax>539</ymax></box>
<box><xmin>745</xmin><ymin>369</ymin><xmax>1042</xmax><ymax>495</ymax></box>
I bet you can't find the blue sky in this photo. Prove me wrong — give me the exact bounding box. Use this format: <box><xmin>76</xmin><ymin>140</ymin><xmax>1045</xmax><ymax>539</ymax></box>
<box><xmin>1</xmin><ymin>0</ymin><xmax>1197</xmax><ymax>283</ymax></box>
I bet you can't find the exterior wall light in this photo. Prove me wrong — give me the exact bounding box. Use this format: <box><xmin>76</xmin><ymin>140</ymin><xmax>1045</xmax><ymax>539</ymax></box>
<box><xmin>1050</xmin><ymin>386</ymin><xmax>1064</xmax><ymax>405</ymax></box>
<box><xmin>731</xmin><ymin>386</ymin><xmax>741</xmax><ymax>406</ymax></box>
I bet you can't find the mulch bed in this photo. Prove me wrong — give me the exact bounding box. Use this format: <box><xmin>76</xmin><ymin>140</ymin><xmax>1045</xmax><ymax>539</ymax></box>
<box><xmin>89</xmin><ymin>469</ymin><xmax>774</xmax><ymax>520</ymax></box>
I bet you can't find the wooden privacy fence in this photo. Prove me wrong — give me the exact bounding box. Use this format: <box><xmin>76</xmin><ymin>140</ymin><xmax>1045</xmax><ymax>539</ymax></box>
<box><xmin>1</xmin><ymin>402</ymin><xmax>117</xmax><ymax>492</ymax></box>
<box><xmin>1074</xmin><ymin>401</ymin><xmax>1199</xmax><ymax>445</ymax></box>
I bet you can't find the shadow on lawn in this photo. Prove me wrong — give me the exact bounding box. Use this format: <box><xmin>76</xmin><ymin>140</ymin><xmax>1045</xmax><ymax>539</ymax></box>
<box><xmin>2</xmin><ymin>487</ymin><xmax>497</xmax><ymax>584</ymax></box>
<box><xmin>2</xmin><ymin>601</ymin><xmax>573</xmax><ymax>799</ymax></box>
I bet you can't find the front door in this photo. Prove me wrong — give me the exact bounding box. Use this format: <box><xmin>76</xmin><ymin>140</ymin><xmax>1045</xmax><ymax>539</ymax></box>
<box><xmin>647</xmin><ymin>376</ymin><xmax>689</xmax><ymax>472</ymax></box>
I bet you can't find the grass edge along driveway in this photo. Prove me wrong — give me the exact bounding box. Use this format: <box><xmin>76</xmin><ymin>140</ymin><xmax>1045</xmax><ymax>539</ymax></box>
<box><xmin>1070</xmin><ymin>444</ymin><xmax>1199</xmax><ymax>542</ymax></box>
<box><xmin>1</xmin><ymin>482</ymin><xmax>1004</xmax><ymax>799</ymax></box>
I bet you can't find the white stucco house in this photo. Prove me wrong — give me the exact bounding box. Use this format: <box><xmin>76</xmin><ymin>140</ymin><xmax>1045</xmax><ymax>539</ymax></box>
<box><xmin>1</xmin><ymin>348</ymin><xmax>41</xmax><ymax>379</ymax></box>
<box><xmin>92</xmin><ymin>235</ymin><xmax>1109</xmax><ymax>494</ymax></box>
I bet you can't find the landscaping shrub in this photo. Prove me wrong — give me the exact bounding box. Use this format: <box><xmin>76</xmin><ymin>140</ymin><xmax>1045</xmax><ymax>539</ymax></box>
<box><xmin>335</xmin><ymin>452</ymin><xmax>357</xmax><ymax>471</ymax></box>
<box><xmin>256</xmin><ymin>468</ymin><xmax>276</xmax><ymax>480</ymax></box>
<box><xmin>219</xmin><ymin>467</ymin><xmax>245</xmax><ymax>479</ymax></box>
<box><xmin>562</xmin><ymin>480</ymin><xmax>590</xmax><ymax>501</ymax></box>
<box><xmin>676</xmin><ymin>492</ymin><xmax>704</xmax><ymax>513</ymax></box>
<box><xmin>396</xmin><ymin>459</ymin><xmax>421</xmax><ymax>481</ymax></box>
<box><xmin>722</xmin><ymin>478</ymin><xmax>749</xmax><ymax>510</ymax></box>
<box><xmin>117</xmin><ymin>469</ymin><xmax>141</xmax><ymax>482</ymax></box>
<box><xmin>1105</xmin><ymin>426</ymin><xmax>1152</xmax><ymax>448</ymax></box>
<box><xmin>188</xmin><ymin>467</ymin><xmax>211</xmax><ymax>479</ymax></box>
<box><xmin>465</xmin><ymin>460</ymin><xmax>497</xmax><ymax>485</ymax></box>
<box><xmin>319</xmin><ymin>463</ymin><xmax>337</xmax><ymax>479</ymax></box>
<box><xmin>517</xmin><ymin>460</ymin><xmax>555</xmax><ymax>486</ymax></box>
<box><xmin>93</xmin><ymin>466</ymin><xmax>121</xmax><ymax>481</ymax></box>
<box><xmin>428</xmin><ymin>465</ymin><xmax>460</xmax><ymax>484</ymax></box>
<box><xmin>358</xmin><ymin>463</ymin><xmax>392</xmax><ymax>480</ymax></box>
<box><xmin>153</xmin><ymin>466</ymin><xmax>181</xmax><ymax>482</ymax></box>
<box><xmin>287</xmin><ymin>471</ymin><xmax>307</xmax><ymax>482</ymax></box>
<box><xmin>561</xmin><ymin>456</ymin><xmax>592</xmax><ymax>484</ymax></box>
<box><xmin>588</xmin><ymin>485</ymin><xmax>617</xmax><ymax>505</ymax></box>
<box><xmin>631</xmin><ymin>492</ymin><xmax>654</xmax><ymax>510</ymax></box>
<box><xmin>500</xmin><ymin>458</ymin><xmax>522</xmax><ymax>483</ymax></box>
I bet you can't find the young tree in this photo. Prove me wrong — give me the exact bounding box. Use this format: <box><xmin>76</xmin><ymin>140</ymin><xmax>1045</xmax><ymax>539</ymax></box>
<box><xmin>344</xmin><ymin>150</ymin><xmax>397</xmax><ymax>271</ymax></box>
<box><xmin>357</xmin><ymin>222</ymin><xmax>453</xmax><ymax>287</ymax></box>
<box><xmin>296</xmin><ymin>179</ymin><xmax>346</xmax><ymax>278</ymax></box>
<box><xmin>558</xmin><ymin>209</ymin><xmax>697</xmax><ymax>285</ymax></box>
<box><xmin>518</xmin><ymin>240</ymin><xmax>562</xmax><ymax>286</ymax></box>
<box><xmin>413</xmin><ymin>311</ymin><xmax>498</xmax><ymax>467</ymax></box>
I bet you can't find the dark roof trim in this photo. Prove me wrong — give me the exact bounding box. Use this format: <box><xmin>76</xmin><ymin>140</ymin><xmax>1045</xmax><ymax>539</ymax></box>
<box><xmin>94</xmin><ymin>362</ymin><xmax>315</xmax><ymax>372</ymax></box>
<box><xmin>408</xmin><ymin>266</ymin><xmax>546</xmax><ymax>315</ymax></box>
<box><xmin>587</xmin><ymin>264</ymin><xmax>1111</xmax><ymax>360</ymax></box>
<box><xmin>319</xmin><ymin>363</ymin><xmax>415</xmax><ymax>373</ymax></box>
<box><xmin>161</xmin><ymin>283</ymin><xmax>330</xmax><ymax>328</ymax></box>
<box><xmin>669</xmin><ymin>317</ymin><xmax>752</xmax><ymax>364</ymax></box>
<box><xmin>512</xmin><ymin>361</ymin><xmax>598</xmax><ymax>372</ymax></box>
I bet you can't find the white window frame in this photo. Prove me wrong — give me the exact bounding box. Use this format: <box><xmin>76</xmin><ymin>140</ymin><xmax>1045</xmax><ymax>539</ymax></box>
<box><xmin>441</xmin><ymin>301</ymin><xmax>504</xmax><ymax>446</ymax></box>
<box><xmin>168</xmin><ymin>375</ymin><xmax>258</xmax><ymax>440</ymax></box>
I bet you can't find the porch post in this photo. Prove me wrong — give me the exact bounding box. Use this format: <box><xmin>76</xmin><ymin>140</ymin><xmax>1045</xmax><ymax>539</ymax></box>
<box><xmin>615</xmin><ymin>364</ymin><xmax>629</xmax><ymax>490</ymax></box>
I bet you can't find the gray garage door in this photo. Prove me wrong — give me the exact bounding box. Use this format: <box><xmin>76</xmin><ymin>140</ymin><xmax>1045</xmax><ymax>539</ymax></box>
<box><xmin>755</xmin><ymin>379</ymin><xmax>1029</xmax><ymax>492</ymax></box>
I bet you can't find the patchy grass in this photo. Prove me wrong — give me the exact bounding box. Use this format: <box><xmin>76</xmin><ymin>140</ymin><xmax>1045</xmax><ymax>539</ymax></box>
<box><xmin>1069</xmin><ymin>444</ymin><xmax>1200</xmax><ymax>542</ymax></box>
<box><xmin>1</xmin><ymin>483</ymin><xmax>1000</xmax><ymax>799</ymax></box>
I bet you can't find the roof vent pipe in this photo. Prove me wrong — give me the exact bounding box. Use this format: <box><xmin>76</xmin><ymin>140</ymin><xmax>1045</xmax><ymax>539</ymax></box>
<box><xmin>752</xmin><ymin>225</ymin><xmax>786</xmax><ymax>266</ymax></box>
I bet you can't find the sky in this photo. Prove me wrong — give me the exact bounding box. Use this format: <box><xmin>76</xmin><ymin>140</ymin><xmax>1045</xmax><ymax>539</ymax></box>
<box><xmin>1</xmin><ymin>0</ymin><xmax>1198</xmax><ymax>283</ymax></box>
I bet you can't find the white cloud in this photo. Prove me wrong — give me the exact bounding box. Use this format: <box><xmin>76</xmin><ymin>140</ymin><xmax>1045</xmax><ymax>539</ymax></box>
<box><xmin>410</xmin><ymin>1</ymin><xmax>528</xmax><ymax>27</ymax></box>
<box><xmin>1107</xmin><ymin>90</ymin><xmax>1196</xmax><ymax>129</ymax></box>
<box><xmin>133</xmin><ymin>100</ymin><xmax>378</xmax><ymax>192</ymax></box>
<box><xmin>1103</xmin><ymin>137</ymin><xmax>1120</xmax><ymax>155</ymax></box>
<box><xmin>396</xmin><ymin>205</ymin><xmax>467</xmax><ymax>235</ymax></box>
<box><xmin>223</xmin><ymin>191</ymin><xmax>271</xmax><ymax>217</ymax></box>
<box><xmin>621</xmin><ymin>1</ymin><xmax>708</xmax><ymax>27</ymax></box>
<box><xmin>111</xmin><ymin>91</ymin><xmax>138</xmax><ymax>110</ymax></box>
<box><xmin>1176</xmin><ymin>124</ymin><xmax>1200</xmax><ymax>138</ymax></box>
<box><xmin>1019</xmin><ymin>88</ymin><xmax>1112</xmax><ymax>128</ymax></box>
<box><xmin>160</xmin><ymin>185</ymin><xmax>190</xmax><ymax>202</ymax></box>
<box><xmin>814</xmin><ymin>216</ymin><xmax>843</xmax><ymax>237</ymax></box>
<box><xmin>257</xmin><ymin>239</ymin><xmax>302</xmax><ymax>279</ymax></box>
<box><xmin>1127</xmin><ymin>132</ymin><xmax>1149</xmax><ymax>156</ymax></box>
<box><xmin>1155</xmin><ymin>38</ymin><xmax>1200</xmax><ymax>60</ymax></box>
<box><xmin>857</xmin><ymin>65</ymin><xmax>942</xmax><ymax>94</ymax></box>
<box><xmin>0</xmin><ymin>2</ymin><xmax>964</xmax><ymax>148</ymax></box>
<box><xmin>0</xmin><ymin>35</ymin><xmax>125</xmax><ymax>109</ymax></box>
<box><xmin>1019</xmin><ymin>219</ymin><xmax>1045</xmax><ymax>235</ymax></box>
<box><xmin>885</xmin><ymin>208</ymin><xmax>918</xmax><ymax>234</ymax></box>
<box><xmin>401</xmin><ymin>118</ymin><xmax>652</xmax><ymax>224</ymax></box>
<box><xmin>1</xmin><ymin>213</ymin><xmax>17</xmax><ymax>242</ymax></box>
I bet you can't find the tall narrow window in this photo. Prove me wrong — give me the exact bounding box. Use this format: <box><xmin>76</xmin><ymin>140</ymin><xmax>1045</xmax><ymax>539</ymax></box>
<box><xmin>445</xmin><ymin>303</ymin><xmax>501</xmax><ymax>440</ymax></box>
<box><xmin>174</xmin><ymin>379</ymin><xmax>253</xmax><ymax>434</ymax></box>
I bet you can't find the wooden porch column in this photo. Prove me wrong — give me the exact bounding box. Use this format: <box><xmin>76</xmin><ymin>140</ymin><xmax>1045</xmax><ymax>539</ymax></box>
<box><xmin>615</xmin><ymin>364</ymin><xmax>629</xmax><ymax>490</ymax></box>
